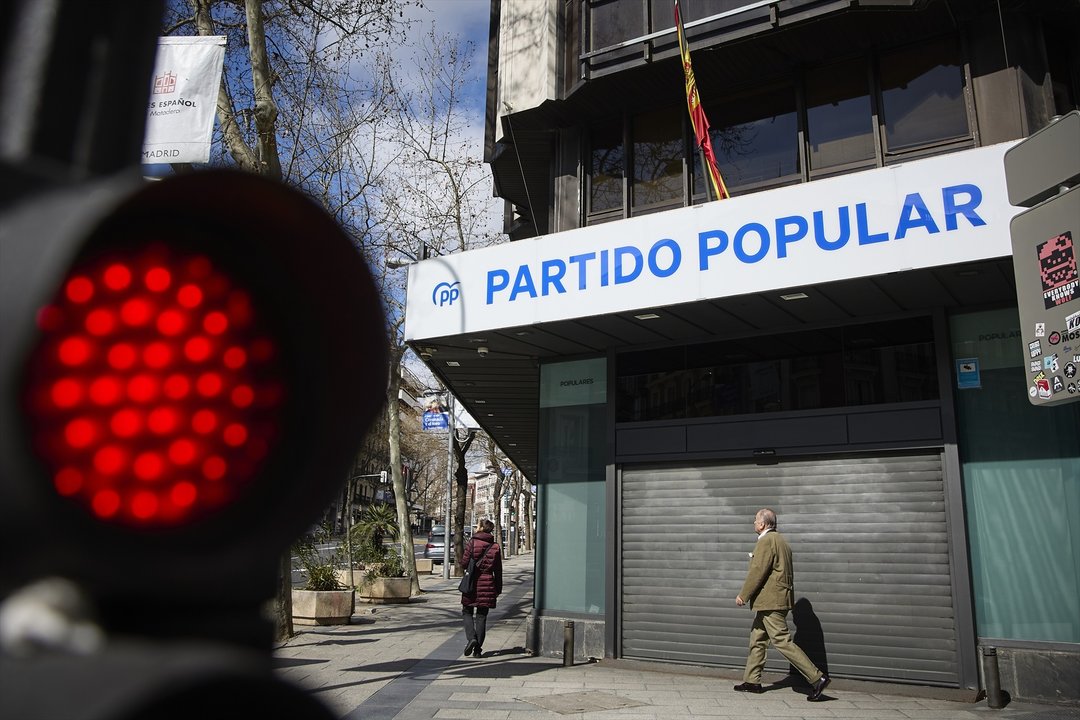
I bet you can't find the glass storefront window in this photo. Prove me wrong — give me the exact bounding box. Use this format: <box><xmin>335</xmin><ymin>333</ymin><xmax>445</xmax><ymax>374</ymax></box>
<box><xmin>632</xmin><ymin>107</ymin><xmax>684</xmax><ymax>212</ymax></box>
<box><xmin>616</xmin><ymin>317</ymin><xmax>937</xmax><ymax>421</ymax></box>
<box><xmin>880</xmin><ymin>36</ymin><xmax>969</xmax><ymax>151</ymax></box>
<box><xmin>806</xmin><ymin>57</ymin><xmax>875</xmax><ymax>171</ymax></box>
<box><xmin>951</xmin><ymin>308</ymin><xmax>1080</xmax><ymax>643</ymax></box>
<box><xmin>537</xmin><ymin>359</ymin><xmax>607</xmax><ymax>615</ymax></box>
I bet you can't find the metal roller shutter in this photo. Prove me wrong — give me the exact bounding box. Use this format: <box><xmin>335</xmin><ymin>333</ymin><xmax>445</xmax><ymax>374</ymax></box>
<box><xmin>620</xmin><ymin>452</ymin><xmax>959</xmax><ymax>686</ymax></box>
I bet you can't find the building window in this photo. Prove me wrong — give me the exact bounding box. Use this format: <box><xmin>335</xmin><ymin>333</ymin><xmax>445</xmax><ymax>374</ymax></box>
<box><xmin>581</xmin><ymin>35</ymin><xmax>971</xmax><ymax>221</ymax></box>
<box><xmin>880</xmin><ymin>36</ymin><xmax>969</xmax><ymax>152</ymax></box>
<box><xmin>588</xmin><ymin>118</ymin><xmax>625</xmax><ymax>217</ymax></box>
<box><xmin>806</xmin><ymin>57</ymin><xmax>876</xmax><ymax>174</ymax></box>
<box><xmin>589</xmin><ymin>0</ymin><xmax>643</xmax><ymax>52</ymax></box>
<box><xmin>696</xmin><ymin>84</ymin><xmax>799</xmax><ymax>199</ymax></box>
<box><xmin>631</xmin><ymin>107</ymin><xmax>684</xmax><ymax>213</ymax></box>
<box><xmin>615</xmin><ymin>317</ymin><xmax>938</xmax><ymax>422</ymax></box>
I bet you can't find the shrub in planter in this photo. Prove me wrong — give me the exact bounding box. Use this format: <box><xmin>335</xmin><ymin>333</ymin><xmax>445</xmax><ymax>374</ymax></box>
<box><xmin>358</xmin><ymin>551</ymin><xmax>410</xmax><ymax>604</ymax></box>
<box><xmin>292</xmin><ymin>522</ymin><xmax>354</xmax><ymax>624</ymax></box>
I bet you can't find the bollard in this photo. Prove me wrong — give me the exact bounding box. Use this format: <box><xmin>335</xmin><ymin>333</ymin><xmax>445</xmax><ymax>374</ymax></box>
<box><xmin>982</xmin><ymin>647</ymin><xmax>1005</xmax><ymax>709</ymax></box>
<box><xmin>563</xmin><ymin>620</ymin><xmax>575</xmax><ymax>667</ymax></box>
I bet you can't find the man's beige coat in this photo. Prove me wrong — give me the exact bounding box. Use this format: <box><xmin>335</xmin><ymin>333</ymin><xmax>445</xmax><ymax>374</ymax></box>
<box><xmin>739</xmin><ymin>530</ymin><xmax>795</xmax><ymax>611</ymax></box>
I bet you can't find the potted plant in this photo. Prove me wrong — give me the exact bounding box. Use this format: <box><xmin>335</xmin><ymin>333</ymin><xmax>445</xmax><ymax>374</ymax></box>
<box><xmin>352</xmin><ymin>505</ymin><xmax>411</xmax><ymax>604</ymax></box>
<box><xmin>291</xmin><ymin>522</ymin><xmax>355</xmax><ymax>625</ymax></box>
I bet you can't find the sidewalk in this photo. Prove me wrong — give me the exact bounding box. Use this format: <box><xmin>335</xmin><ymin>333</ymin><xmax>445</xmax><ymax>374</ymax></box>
<box><xmin>273</xmin><ymin>552</ymin><xmax>1076</xmax><ymax>720</ymax></box>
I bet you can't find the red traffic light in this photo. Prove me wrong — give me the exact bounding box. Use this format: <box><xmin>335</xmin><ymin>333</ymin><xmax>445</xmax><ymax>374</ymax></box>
<box><xmin>23</xmin><ymin>244</ymin><xmax>286</xmax><ymax>527</ymax></box>
<box><xmin>1</xmin><ymin>169</ymin><xmax>388</xmax><ymax>611</ymax></box>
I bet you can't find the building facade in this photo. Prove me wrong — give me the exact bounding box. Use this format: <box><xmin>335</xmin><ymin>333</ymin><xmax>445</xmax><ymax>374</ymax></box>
<box><xmin>404</xmin><ymin>0</ymin><xmax>1080</xmax><ymax>704</ymax></box>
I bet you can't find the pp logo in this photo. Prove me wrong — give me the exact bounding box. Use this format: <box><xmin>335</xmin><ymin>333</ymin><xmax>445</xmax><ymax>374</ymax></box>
<box><xmin>432</xmin><ymin>281</ymin><xmax>461</xmax><ymax>307</ymax></box>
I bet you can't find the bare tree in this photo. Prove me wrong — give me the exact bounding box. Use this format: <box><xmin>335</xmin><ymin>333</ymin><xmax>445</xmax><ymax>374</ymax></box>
<box><xmin>168</xmin><ymin>0</ymin><xmax>418</xmax><ymax>640</ymax></box>
<box><xmin>373</xmin><ymin>28</ymin><xmax>502</xmax><ymax>575</ymax></box>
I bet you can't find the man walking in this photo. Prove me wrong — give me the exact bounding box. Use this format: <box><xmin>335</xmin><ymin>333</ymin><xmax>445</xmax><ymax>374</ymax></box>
<box><xmin>734</xmin><ymin>508</ymin><xmax>830</xmax><ymax>701</ymax></box>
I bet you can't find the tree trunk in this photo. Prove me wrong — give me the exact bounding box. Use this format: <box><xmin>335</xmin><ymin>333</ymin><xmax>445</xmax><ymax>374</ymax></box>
<box><xmin>387</xmin><ymin>347</ymin><xmax>421</xmax><ymax>595</ymax></box>
<box><xmin>523</xmin><ymin>488</ymin><xmax>535</xmax><ymax>551</ymax></box>
<box><xmin>273</xmin><ymin>550</ymin><xmax>293</xmax><ymax>641</ymax></box>
<box><xmin>452</xmin><ymin>430</ymin><xmax>475</xmax><ymax>568</ymax></box>
<box><xmin>508</xmin><ymin>471</ymin><xmax>523</xmax><ymax>557</ymax></box>
<box><xmin>243</xmin><ymin>0</ymin><xmax>282</xmax><ymax>179</ymax></box>
<box><xmin>491</xmin><ymin>473</ymin><xmax>504</xmax><ymax>559</ymax></box>
<box><xmin>191</xmin><ymin>0</ymin><xmax>260</xmax><ymax>172</ymax></box>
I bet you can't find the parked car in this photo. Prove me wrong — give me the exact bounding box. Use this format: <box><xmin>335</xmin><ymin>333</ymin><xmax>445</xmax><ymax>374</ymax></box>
<box><xmin>424</xmin><ymin>527</ymin><xmax>473</xmax><ymax>563</ymax></box>
<box><xmin>424</xmin><ymin>533</ymin><xmax>449</xmax><ymax>564</ymax></box>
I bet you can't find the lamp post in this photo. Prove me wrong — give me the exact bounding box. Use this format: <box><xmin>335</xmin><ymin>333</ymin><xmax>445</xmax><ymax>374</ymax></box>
<box><xmin>444</xmin><ymin>394</ymin><xmax>454</xmax><ymax>579</ymax></box>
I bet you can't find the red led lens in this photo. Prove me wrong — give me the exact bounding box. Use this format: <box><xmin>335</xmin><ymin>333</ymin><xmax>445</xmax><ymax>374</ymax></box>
<box><xmin>24</xmin><ymin>246</ymin><xmax>285</xmax><ymax>527</ymax></box>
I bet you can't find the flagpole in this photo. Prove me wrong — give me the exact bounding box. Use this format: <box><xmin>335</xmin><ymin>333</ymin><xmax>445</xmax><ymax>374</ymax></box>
<box><xmin>698</xmin><ymin>147</ymin><xmax>714</xmax><ymax>203</ymax></box>
<box><xmin>676</xmin><ymin>0</ymin><xmax>727</xmax><ymax>203</ymax></box>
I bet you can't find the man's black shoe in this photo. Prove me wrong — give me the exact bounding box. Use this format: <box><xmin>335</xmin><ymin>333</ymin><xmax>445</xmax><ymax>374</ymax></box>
<box><xmin>471</xmin><ymin>646</ymin><xmax>483</xmax><ymax>658</ymax></box>
<box><xmin>733</xmin><ymin>682</ymin><xmax>763</xmax><ymax>694</ymax></box>
<box><xmin>807</xmin><ymin>674</ymin><xmax>831</xmax><ymax>701</ymax></box>
<box><xmin>464</xmin><ymin>640</ymin><xmax>477</xmax><ymax>657</ymax></box>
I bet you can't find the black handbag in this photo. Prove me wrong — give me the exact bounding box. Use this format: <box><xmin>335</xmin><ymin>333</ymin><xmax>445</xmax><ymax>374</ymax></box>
<box><xmin>458</xmin><ymin>541</ymin><xmax>495</xmax><ymax>594</ymax></box>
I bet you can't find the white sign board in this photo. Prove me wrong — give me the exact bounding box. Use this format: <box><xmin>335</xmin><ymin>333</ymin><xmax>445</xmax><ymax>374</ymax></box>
<box><xmin>142</xmin><ymin>36</ymin><xmax>226</xmax><ymax>164</ymax></box>
<box><xmin>405</xmin><ymin>143</ymin><xmax>1021</xmax><ymax>341</ymax></box>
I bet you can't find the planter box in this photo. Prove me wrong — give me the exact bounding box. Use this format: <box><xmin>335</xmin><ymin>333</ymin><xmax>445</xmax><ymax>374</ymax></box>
<box><xmin>335</xmin><ymin>568</ymin><xmax>363</xmax><ymax>589</ymax></box>
<box><xmin>292</xmin><ymin>589</ymin><xmax>354</xmax><ymax>625</ymax></box>
<box><xmin>415</xmin><ymin>558</ymin><xmax>433</xmax><ymax>574</ymax></box>
<box><xmin>358</xmin><ymin>576</ymin><xmax>411</xmax><ymax>604</ymax></box>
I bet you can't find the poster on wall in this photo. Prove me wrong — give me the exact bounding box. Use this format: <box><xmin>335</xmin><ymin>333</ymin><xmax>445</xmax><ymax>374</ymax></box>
<box><xmin>956</xmin><ymin>358</ymin><xmax>982</xmax><ymax>389</ymax></box>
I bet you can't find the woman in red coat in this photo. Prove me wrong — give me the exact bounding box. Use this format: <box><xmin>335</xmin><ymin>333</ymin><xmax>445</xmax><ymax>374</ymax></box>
<box><xmin>460</xmin><ymin>518</ymin><xmax>502</xmax><ymax>658</ymax></box>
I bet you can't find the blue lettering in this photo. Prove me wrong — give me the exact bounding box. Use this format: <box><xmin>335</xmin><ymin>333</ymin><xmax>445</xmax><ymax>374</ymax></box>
<box><xmin>648</xmin><ymin>239</ymin><xmax>681</xmax><ymax>278</ymax></box>
<box><xmin>942</xmin><ymin>183</ymin><xmax>986</xmax><ymax>230</ymax></box>
<box><xmin>600</xmin><ymin>249</ymin><xmax>610</xmax><ymax>286</ymax></box>
<box><xmin>614</xmin><ymin>246</ymin><xmax>643</xmax><ymax>284</ymax></box>
<box><xmin>509</xmin><ymin>266</ymin><xmax>537</xmax><ymax>301</ymax></box>
<box><xmin>856</xmin><ymin>203</ymin><xmax>889</xmax><ymax>245</ymax></box>
<box><xmin>541</xmin><ymin>259</ymin><xmax>567</xmax><ymax>296</ymax></box>
<box><xmin>895</xmin><ymin>192</ymin><xmax>940</xmax><ymax>239</ymax></box>
<box><xmin>775</xmin><ymin>215</ymin><xmax>808</xmax><ymax>259</ymax></box>
<box><xmin>734</xmin><ymin>223</ymin><xmax>769</xmax><ymax>263</ymax></box>
<box><xmin>813</xmin><ymin>207</ymin><xmax>851</xmax><ymax>250</ymax></box>
<box><xmin>568</xmin><ymin>252</ymin><xmax>595</xmax><ymax>290</ymax></box>
<box><xmin>486</xmin><ymin>269</ymin><xmax>509</xmax><ymax>304</ymax></box>
<box><xmin>698</xmin><ymin>229</ymin><xmax>729</xmax><ymax>270</ymax></box>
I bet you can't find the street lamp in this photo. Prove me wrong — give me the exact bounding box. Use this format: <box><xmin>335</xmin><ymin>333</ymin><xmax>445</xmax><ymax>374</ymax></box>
<box><xmin>443</xmin><ymin>394</ymin><xmax>454</xmax><ymax>579</ymax></box>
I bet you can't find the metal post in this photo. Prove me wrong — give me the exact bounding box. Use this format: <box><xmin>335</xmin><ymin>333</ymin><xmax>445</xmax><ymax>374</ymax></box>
<box><xmin>443</xmin><ymin>394</ymin><xmax>454</xmax><ymax>579</ymax></box>
<box><xmin>982</xmin><ymin>647</ymin><xmax>1005</xmax><ymax>709</ymax></box>
<box><xmin>345</xmin><ymin>476</ymin><xmax>355</xmax><ymax>588</ymax></box>
<box><xmin>563</xmin><ymin>620</ymin><xmax>575</xmax><ymax>666</ymax></box>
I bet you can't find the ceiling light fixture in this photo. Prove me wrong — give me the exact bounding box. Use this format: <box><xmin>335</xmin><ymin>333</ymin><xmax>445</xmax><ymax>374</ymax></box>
<box><xmin>779</xmin><ymin>292</ymin><xmax>809</xmax><ymax>301</ymax></box>
<box><xmin>634</xmin><ymin>313</ymin><xmax>660</xmax><ymax>320</ymax></box>
<box><xmin>446</xmin><ymin>361</ymin><xmax>460</xmax><ymax>367</ymax></box>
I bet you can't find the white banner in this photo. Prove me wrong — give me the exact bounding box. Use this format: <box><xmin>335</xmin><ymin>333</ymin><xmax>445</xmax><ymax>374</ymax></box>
<box><xmin>142</xmin><ymin>36</ymin><xmax>226</xmax><ymax>164</ymax></box>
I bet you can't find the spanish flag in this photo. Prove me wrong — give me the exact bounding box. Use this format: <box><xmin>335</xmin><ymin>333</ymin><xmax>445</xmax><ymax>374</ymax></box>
<box><xmin>675</xmin><ymin>0</ymin><xmax>729</xmax><ymax>200</ymax></box>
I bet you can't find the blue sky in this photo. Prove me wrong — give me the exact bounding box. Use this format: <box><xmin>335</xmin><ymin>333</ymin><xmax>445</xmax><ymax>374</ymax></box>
<box><xmin>401</xmin><ymin>0</ymin><xmax>492</xmax><ymax>150</ymax></box>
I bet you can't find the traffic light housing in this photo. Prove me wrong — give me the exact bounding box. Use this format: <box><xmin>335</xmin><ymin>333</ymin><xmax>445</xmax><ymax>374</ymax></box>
<box><xmin>0</xmin><ymin>168</ymin><xmax>388</xmax><ymax>716</ymax></box>
<box><xmin>1</xmin><ymin>169</ymin><xmax>387</xmax><ymax>624</ymax></box>
<box><xmin>0</xmin><ymin>1</ymin><xmax>388</xmax><ymax>715</ymax></box>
